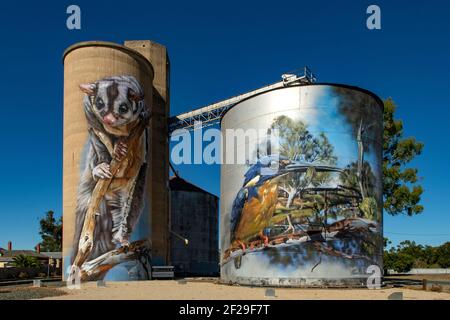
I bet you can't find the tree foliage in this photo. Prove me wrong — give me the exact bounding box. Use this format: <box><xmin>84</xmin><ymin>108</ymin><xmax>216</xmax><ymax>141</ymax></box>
<box><xmin>332</xmin><ymin>89</ymin><xmax>424</xmax><ymax>216</ymax></box>
<box><xmin>383</xmin><ymin>98</ymin><xmax>424</xmax><ymax>215</ymax></box>
<box><xmin>332</xmin><ymin>87</ymin><xmax>383</xmax><ymax>154</ymax></box>
<box><xmin>340</xmin><ymin>161</ymin><xmax>376</xmax><ymax>196</ymax></box>
<box><xmin>272</xmin><ymin>116</ymin><xmax>337</xmax><ymax>164</ymax></box>
<box><xmin>384</xmin><ymin>240</ymin><xmax>450</xmax><ymax>273</ymax></box>
<box><xmin>270</xmin><ymin>116</ymin><xmax>337</xmax><ymax>208</ymax></box>
<box><xmin>12</xmin><ymin>254</ymin><xmax>40</xmax><ymax>268</ymax></box>
<box><xmin>39</xmin><ymin>210</ymin><xmax>62</xmax><ymax>252</ymax></box>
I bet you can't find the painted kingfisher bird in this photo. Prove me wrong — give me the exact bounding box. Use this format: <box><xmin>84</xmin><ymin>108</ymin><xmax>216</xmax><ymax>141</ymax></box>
<box><xmin>229</xmin><ymin>155</ymin><xmax>300</xmax><ymax>253</ymax></box>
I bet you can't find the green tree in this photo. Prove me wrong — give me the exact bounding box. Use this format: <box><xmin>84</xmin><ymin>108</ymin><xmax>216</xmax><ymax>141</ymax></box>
<box><xmin>12</xmin><ymin>254</ymin><xmax>40</xmax><ymax>268</ymax></box>
<box><xmin>340</xmin><ymin>161</ymin><xmax>377</xmax><ymax>197</ymax></box>
<box><xmin>331</xmin><ymin>88</ymin><xmax>382</xmax><ymax>199</ymax></box>
<box><xmin>39</xmin><ymin>210</ymin><xmax>62</xmax><ymax>252</ymax></box>
<box><xmin>383</xmin><ymin>240</ymin><xmax>449</xmax><ymax>272</ymax></box>
<box><xmin>422</xmin><ymin>245</ymin><xmax>438</xmax><ymax>266</ymax></box>
<box><xmin>383</xmin><ymin>237</ymin><xmax>392</xmax><ymax>248</ymax></box>
<box><xmin>270</xmin><ymin>116</ymin><xmax>337</xmax><ymax>208</ymax></box>
<box><xmin>391</xmin><ymin>252</ymin><xmax>415</xmax><ymax>273</ymax></box>
<box><xmin>383</xmin><ymin>98</ymin><xmax>424</xmax><ymax>215</ymax></box>
<box><xmin>434</xmin><ymin>242</ymin><xmax>450</xmax><ymax>268</ymax></box>
<box><xmin>332</xmin><ymin>88</ymin><xmax>424</xmax><ymax>215</ymax></box>
<box><xmin>383</xmin><ymin>250</ymin><xmax>395</xmax><ymax>273</ymax></box>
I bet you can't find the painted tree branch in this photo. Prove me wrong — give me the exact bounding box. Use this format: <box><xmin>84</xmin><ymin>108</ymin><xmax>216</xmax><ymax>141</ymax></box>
<box><xmin>312</xmin><ymin>241</ymin><xmax>379</xmax><ymax>267</ymax></box>
<box><xmin>69</xmin><ymin>118</ymin><xmax>148</xmax><ymax>281</ymax></box>
<box><xmin>222</xmin><ymin>218</ymin><xmax>379</xmax><ymax>264</ymax></box>
<box><xmin>80</xmin><ymin>239</ymin><xmax>152</xmax><ymax>281</ymax></box>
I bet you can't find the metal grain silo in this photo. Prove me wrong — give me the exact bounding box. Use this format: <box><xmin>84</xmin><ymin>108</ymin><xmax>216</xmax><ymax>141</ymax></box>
<box><xmin>63</xmin><ymin>41</ymin><xmax>156</xmax><ymax>281</ymax></box>
<box><xmin>220</xmin><ymin>84</ymin><xmax>383</xmax><ymax>287</ymax></box>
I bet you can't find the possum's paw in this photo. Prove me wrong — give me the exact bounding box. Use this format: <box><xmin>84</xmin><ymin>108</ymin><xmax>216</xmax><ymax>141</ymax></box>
<box><xmin>121</xmin><ymin>240</ymin><xmax>130</xmax><ymax>253</ymax></box>
<box><xmin>114</xmin><ymin>140</ymin><xmax>128</xmax><ymax>161</ymax></box>
<box><xmin>112</xmin><ymin>232</ymin><xmax>130</xmax><ymax>249</ymax></box>
<box><xmin>92</xmin><ymin>162</ymin><xmax>112</xmax><ymax>180</ymax></box>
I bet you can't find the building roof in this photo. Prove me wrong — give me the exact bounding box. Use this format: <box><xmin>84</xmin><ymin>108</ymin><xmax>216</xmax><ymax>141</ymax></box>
<box><xmin>0</xmin><ymin>257</ymin><xmax>14</xmax><ymax>262</ymax></box>
<box><xmin>169</xmin><ymin>176</ymin><xmax>218</xmax><ymax>198</ymax></box>
<box><xmin>0</xmin><ymin>249</ymin><xmax>49</xmax><ymax>260</ymax></box>
<box><xmin>40</xmin><ymin>252</ymin><xmax>62</xmax><ymax>259</ymax></box>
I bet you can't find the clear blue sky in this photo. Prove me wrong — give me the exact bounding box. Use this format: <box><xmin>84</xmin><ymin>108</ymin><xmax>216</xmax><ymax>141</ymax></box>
<box><xmin>0</xmin><ymin>0</ymin><xmax>448</xmax><ymax>250</ymax></box>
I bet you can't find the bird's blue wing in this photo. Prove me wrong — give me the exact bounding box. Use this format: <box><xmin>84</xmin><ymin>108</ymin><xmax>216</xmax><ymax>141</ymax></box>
<box><xmin>230</xmin><ymin>188</ymin><xmax>247</xmax><ymax>237</ymax></box>
<box><xmin>243</xmin><ymin>164</ymin><xmax>260</xmax><ymax>187</ymax></box>
<box><xmin>243</xmin><ymin>155</ymin><xmax>288</xmax><ymax>186</ymax></box>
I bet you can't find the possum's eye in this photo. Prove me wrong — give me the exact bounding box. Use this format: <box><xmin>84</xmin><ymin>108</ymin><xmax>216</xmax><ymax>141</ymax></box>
<box><xmin>118</xmin><ymin>104</ymin><xmax>129</xmax><ymax>114</ymax></box>
<box><xmin>95</xmin><ymin>98</ymin><xmax>105</xmax><ymax>110</ymax></box>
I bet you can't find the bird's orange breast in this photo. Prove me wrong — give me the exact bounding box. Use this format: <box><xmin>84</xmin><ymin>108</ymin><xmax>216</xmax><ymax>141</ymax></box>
<box><xmin>234</xmin><ymin>180</ymin><xmax>279</xmax><ymax>242</ymax></box>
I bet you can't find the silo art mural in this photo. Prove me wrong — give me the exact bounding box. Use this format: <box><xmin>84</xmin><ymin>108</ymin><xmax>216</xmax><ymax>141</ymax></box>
<box><xmin>68</xmin><ymin>75</ymin><xmax>151</xmax><ymax>282</ymax></box>
<box><xmin>220</xmin><ymin>85</ymin><xmax>383</xmax><ymax>287</ymax></box>
<box><xmin>63</xmin><ymin>42</ymin><xmax>154</xmax><ymax>282</ymax></box>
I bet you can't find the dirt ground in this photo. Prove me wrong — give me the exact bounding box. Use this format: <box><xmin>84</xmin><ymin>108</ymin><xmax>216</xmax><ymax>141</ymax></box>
<box><xmin>38</xmin><ymin>279</ymin><xmax>450</xmax><ymax>300</ymax></box>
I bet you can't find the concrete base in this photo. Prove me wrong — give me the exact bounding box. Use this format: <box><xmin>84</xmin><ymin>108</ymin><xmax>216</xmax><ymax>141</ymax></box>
<box><xmin>219</xmin><ymin>277</ymin><xmax>372</xmax><ymax>288</ymax></box>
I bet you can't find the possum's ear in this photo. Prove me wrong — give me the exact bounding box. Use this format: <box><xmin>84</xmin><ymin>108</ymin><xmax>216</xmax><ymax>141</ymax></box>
<box><xmin>79</xmin><ymin>83</ymin><xmax>97</xmax><ymax>96</ymax></box>
<box><xmin>128</xmin><ymin>88</ymin><xmax>144</xmax><ymax>102</ymax></box>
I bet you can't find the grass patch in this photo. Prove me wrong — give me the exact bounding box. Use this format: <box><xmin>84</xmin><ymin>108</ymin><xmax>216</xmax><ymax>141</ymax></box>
<box><xmin>0</xmin><ymin>286</ymin><xmax>66</xmax><ymax>300</ymax></box>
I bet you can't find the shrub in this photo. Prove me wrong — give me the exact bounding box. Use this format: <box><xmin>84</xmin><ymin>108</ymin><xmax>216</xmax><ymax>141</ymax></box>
<box><xmin>12</xmin><ymin>255</ymin><xmax>40</xmax><ymax>268</ymax></box>
<box><xmin>392</xmin><ymin>252</ymin><xmax>414</xmax><ymax>273</ymax></box>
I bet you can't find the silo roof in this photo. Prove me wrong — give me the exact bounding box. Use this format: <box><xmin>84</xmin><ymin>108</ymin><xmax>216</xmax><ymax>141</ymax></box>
<box><xmin>169</xmin><ymin>176</ymin><xmax>218</xmax><ymax>198</ymax></box>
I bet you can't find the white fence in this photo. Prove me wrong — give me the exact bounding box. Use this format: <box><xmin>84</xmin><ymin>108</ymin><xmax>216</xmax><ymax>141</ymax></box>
<box><xmin>387</xmin><ymin>268</ymin><xmax>450</xmax><ymax>275</ymax></box>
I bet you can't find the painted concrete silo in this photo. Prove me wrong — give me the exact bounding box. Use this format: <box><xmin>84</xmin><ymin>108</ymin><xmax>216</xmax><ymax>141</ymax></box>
<box><xmin>63</xmin><ymin>41</ymin><xmax>155</xmax><ymax>281</ymax></box>
<box><xmin>220</xmin><ymin>84</ymin><xmax>383</xmax><ymax>287</ymax></box>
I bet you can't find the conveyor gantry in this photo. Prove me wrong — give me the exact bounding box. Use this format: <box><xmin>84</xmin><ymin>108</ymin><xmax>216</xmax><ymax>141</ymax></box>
<box><xmin>168</xmin><ymin>67</ymin><xmax>317</xmax><ymax>133</ymax></box>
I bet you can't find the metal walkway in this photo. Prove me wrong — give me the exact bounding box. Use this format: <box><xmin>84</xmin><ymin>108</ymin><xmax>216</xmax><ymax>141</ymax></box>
<box><xmin>168</xmin><ymin>67</ymin><xmax>317</xmax><ymax>133</ymax></box>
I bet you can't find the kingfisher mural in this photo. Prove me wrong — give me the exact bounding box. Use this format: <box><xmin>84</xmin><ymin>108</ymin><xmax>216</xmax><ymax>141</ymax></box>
<box><xmin>229</xmin><ymin>156</ymin><xmax>294</xmax><ymax>254</ymax></box>
<box><xmin>220</xmin><ymin>85</ymin><xmax>383</xmax><ymax>286</ymax></box>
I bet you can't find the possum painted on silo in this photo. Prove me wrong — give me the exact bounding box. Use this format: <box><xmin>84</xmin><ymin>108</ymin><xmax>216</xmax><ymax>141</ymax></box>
<box><xmin>71</xmin><ymin>75</ymin><xmax>149</xmax><ymax>264</ymax></box>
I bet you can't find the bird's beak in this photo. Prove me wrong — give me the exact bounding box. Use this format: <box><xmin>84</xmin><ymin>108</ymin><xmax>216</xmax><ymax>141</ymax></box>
<box><xmin>262</xmin><ymin>160</ymin><xmax>307</xmax><ymax>181</ymax></box>
<box><xmin>283</xmin><ymin>160</ymin><xmax>309</xmax><ymax>173</ymax></box>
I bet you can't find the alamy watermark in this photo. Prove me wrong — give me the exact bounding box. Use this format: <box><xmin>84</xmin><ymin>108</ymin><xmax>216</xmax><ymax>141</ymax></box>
<box><xmin>366</xmin><ymin>5</ymin><xmax>381</xmax><ymax>30</ymax></box>
<box><xmin>366</xmin><ymin>265</ymin><xmax>382</xmax><ymax>289</ymax></box>
<box><xmin>66</xmin><ymin>265</ymin><xmax>81</xmax><ymax>289</ymax></box>
<box><xmin>171</xmin><ymin>121</ymin><xmax>280</xmax><ymax>173</ymax></box>
<box><xmin>66</xmin><ymin>5</ymin><xmax>81</xmax><ymax>30</ymax></box>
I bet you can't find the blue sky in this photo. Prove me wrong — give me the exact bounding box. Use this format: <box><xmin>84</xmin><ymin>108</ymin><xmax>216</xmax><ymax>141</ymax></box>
<box><xmin>0</xmin><ymin>0</ymin><xmax>449</xmax><ymax>249</ymax></box>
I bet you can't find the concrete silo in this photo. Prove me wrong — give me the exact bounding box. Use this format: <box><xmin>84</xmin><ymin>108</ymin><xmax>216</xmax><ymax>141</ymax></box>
<box><xmin>63</xmin><ymin>40</ymin><xmax>170</xmax><ymax>281</ymax></box>
<box><xmin>220</xmin><ymin>84</ymin><xmax>383</xmax><ymax>287</ymax></box>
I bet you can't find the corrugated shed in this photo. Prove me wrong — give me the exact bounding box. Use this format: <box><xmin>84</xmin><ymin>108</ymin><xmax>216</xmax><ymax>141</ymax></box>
<box><xmin>170</xmin><ymin>176</ymin><xmax>219</xmax><ymax>276</ymax></box>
